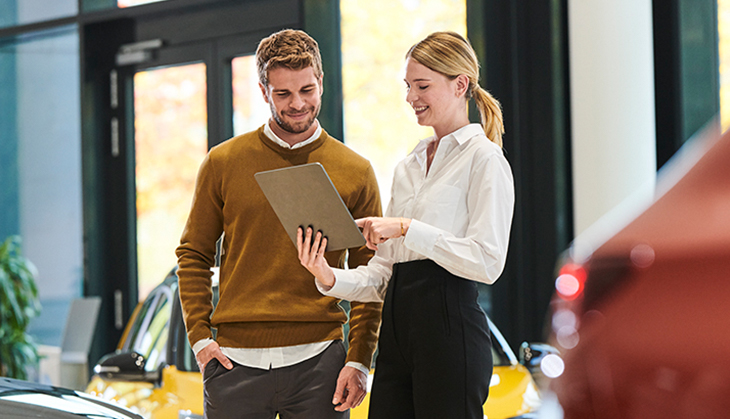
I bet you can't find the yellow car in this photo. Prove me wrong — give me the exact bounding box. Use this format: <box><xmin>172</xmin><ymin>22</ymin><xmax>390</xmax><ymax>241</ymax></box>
<box><xmin>87</xmin><ymin>270</ymin><xmax>543</xmax><ymax>419</ymax></box>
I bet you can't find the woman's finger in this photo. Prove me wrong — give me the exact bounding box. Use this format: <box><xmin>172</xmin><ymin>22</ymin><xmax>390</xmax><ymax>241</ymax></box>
<box><xmin>366</xmin><ymin>234</ymin><xmax>378</xmax><ymax>251</ymax></box>
<box><xmin>370</xmin><ymin>233</ymin><xmax>379</xmax><ymax>250</ymax></box>
<box><xmin>356</xmin><ymin>218</ymin><xmax>378</xmax><ymax>251</ymax></box>
<box><xmin>358</xmin><ymin>218</ymin><xmax>372</xmax><ymax>236</ymax></box>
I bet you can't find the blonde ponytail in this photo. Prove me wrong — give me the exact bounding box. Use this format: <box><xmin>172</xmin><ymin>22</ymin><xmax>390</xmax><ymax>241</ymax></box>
<box><xmin>471</xmin><ymin>86</ymin><xmax>504</xmax><ymax>148</ymax></box>
<box><xmin>407</xmin><ymin>31</ymin><xmax>505</xmax><ymax>147</ymax></box>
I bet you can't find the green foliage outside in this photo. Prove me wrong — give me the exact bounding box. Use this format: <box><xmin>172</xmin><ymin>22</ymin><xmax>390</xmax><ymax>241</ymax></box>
<box><xmin>0</xmin><ymin>236</ymin><xmax>41</xmax><ymax>380</ymax></box>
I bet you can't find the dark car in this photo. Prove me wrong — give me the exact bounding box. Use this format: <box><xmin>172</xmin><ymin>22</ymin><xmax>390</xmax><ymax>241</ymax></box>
<box><xmin>0</xmin><ymin>376</ymin><xmax>143</xmax><ymax>418</ymax></box>
<box><xmin>545</xmin><ymin>124</ymin><xmax>730</xmax><ymax>418</ymax></box>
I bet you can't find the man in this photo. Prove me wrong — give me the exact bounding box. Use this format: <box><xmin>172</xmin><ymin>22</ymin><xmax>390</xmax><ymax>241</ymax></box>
<box><xmin>176</xmin><ymin>29</ymin><xmax>382</xmax><ymax>419</ymax></box>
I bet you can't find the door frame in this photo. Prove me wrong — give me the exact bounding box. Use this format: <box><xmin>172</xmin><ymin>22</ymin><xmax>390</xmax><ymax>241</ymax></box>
<box><xmin>81</xmin><ymin>0</ymin><xmax>341</xmax><ymax>368</ymax></box>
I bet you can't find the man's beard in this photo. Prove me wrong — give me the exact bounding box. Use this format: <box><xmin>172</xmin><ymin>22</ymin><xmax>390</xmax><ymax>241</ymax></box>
<box><xmin>270</xmin><ymin>102</ymin><xmax>321</xmax><ymax>134</ymax></box>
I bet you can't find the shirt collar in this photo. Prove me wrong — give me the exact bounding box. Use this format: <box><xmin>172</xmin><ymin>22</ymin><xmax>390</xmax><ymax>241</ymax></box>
<box><xmin>264</xmin><ymin>119</ymin><xmax>322</xmax><ymax>149</ymax></box>
<box><xmin>449</xmin><ymin>123</ymin><xmax>485</xmax><ymax>145</ymax></box>
<box><xmin>411</xmin><ymin>123</ymin><xmax>484</xmax><ymax>164</ymax></box>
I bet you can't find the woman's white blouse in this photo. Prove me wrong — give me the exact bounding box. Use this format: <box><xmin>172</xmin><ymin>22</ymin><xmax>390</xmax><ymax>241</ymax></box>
<box><xmin>318</xmin><ymin>124</ymin><xmax>515</xmax><ymax>303</ymax></box>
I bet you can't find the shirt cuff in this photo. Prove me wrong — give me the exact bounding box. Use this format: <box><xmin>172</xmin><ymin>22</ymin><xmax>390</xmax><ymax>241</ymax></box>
<box><xmin>346</xmin><ymin>361</ymin><xmax>370</xmax><ymax>376</ymax></box>
<box><xmin>316</xmin><ymin>269</ymin><xmax>360</xmax><ymax>300</ymax></box>
<box><xmin>192</xmin><ymin>338</ymin><xmax>215</xmax><ymax>356</ymax></box>
<box><xmin>314</xmin><ymin>277</ymin><xmax>333</xmax><ymax>294</ymax></box>
<box><xmin>403</xmin><ymin>218</ymin><xmax>439</xmax><ymax>255</ymax></box>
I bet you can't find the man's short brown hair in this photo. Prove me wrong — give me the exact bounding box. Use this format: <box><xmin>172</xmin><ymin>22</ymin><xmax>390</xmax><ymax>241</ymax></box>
<box><xmin>256</xmin><ymin>29</ymin><xmax>323</xmax><ymax>86</ymax></box>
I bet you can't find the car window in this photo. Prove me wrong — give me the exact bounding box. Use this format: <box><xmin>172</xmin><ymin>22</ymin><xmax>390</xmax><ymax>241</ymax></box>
<box><xmin>487</xmin><ymin>317</ymin><xmax>519</xmax><ymax>367</ymax></box>
<box><xmin>138</xmin><ymin>297</ymin><xmax>170</xmax><ymax>353</ymax></box>
<box><xmin>141</xmin><ymin>299</ymin><xmax>171</xmax><ymax>370</ymax></box>
<box><xmin>177</xmin><ymin>326</ymin><xmax>199</xmax><ymax>373</ymax></box>
<box><xmin>133</xmin><ymin>291</ymin><xmax>171</xmax><ymax>362</ymax></box>
<box><xmin>120</xmin><ymin>285</ymin><xmax>173</xmax><ymax>360</ymax></box>
<box><xmin>121</xmin><ymin>293</ymin><xmax>160</xmax><ymax>352</ymax></box>
<box><xmin>170</xmin><ymin>281</ymin><xmax>218</xmax><ymax>373</ymax></box>
<box><xmin>146</xmin><ymin>321</ymin><xmax>170</xmax><ymax>371</ymax></box>
<box><xmin>491</xmin><ymin>343</ymin><xmax>511</xmax><ymax>366</ymax></box>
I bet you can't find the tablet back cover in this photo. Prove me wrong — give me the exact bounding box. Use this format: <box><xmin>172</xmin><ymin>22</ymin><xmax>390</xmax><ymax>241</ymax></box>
<box><xmin>254</xmin><ymin>163</ymin><xmax>366</xmax><ymax>251</ymax></box>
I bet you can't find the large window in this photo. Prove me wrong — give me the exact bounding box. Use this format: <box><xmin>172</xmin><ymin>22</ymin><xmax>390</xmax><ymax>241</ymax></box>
<box><xmin>340</xmin><ymin>0</ymin><xmax>467</xmax><ymax>208</ymax></box>
<box><xmin>0</xmin><ymin>26</ymin><xmax>82</xmax><ymax>347</ymax></box>
<box><xmin>0</xmin><ymin>0</ymin><xmax>76</xmax><ymax>30</ymax></box>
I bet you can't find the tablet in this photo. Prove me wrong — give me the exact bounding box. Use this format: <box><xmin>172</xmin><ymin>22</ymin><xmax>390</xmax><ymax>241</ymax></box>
<box><xmin>254</xmin><ymin>163</ymin><xmax>366</xmax><ymax>252</ymax></box>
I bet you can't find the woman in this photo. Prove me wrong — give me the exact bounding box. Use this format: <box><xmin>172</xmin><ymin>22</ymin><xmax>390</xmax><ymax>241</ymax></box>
<box><xmin>298</xmin><ymin>31</ymin><xmax>515</xmax><ymax>419</ymax></box>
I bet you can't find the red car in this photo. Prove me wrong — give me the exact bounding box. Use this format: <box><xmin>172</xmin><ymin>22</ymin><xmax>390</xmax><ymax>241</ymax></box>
<box><xmin>545</xmin><ymin>124</ymin><xmax>730</xmax><ymax>419</ymax></box>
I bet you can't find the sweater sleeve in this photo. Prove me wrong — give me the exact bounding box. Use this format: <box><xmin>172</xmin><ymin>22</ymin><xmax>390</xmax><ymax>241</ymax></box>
<box><xmin>343</xmin><ymin>163</ymin><xmax>383</xmax><ymax>368</ymax></box>
<box><xmin>175</xmin><ymin>152</ymin><xmax>224</xmax><ymax>348</ymax></box>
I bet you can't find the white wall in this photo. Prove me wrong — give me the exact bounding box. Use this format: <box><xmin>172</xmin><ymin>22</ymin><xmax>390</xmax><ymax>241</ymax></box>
<box><xmin>568</xmin><ymin>0</ymin><xmax>657</xmax><ymax>237</ymax></box>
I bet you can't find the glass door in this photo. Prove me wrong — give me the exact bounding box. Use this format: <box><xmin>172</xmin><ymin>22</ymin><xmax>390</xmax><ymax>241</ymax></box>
<box><xmin>82</xmin><ymin>0</ymin><xmax>304</xmax><ymax>367</ymax></box>
<box><xmin>130</xmin><ymin>36</ymin><xmax>267</xmax><ymax>299</ymax></box>
<box><xmin>232</xmin><ymin>54</ymin><xmax>269</xmax><ymax>136</ymax></box>
<box><xmin>133</xmin><ymin>61</ymin><xmax>209</xmax><ymax>298</ymax></box>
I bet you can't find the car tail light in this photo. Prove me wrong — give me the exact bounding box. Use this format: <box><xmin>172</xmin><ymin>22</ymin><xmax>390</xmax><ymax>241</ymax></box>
<box><xmin>555</xmin><ymin>263</ymin><xmax>587</xmax><ymax>301</ymax></box>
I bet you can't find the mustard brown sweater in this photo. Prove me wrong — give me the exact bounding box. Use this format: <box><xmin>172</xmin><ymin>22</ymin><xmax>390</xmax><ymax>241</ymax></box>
<box><xmin>176</xmin><ymin>126</ymin><xmax>383</xmax><ymax>368</ymax></box>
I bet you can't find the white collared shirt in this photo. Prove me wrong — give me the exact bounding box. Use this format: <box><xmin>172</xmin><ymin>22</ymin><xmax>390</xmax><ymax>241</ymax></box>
<box><xmin>319</xmin><ymin>124</ymin><xmax>515</xmax><ymax>302</ymax></box>
<box><xmin>263</xmin><ymin>118</ymin><xmax>322</xmax><ymax>149</ymax></box>
<box><xmin>193</xmin><ymin>119</ymin><xmax>367</xmax><ymax>375</ymax></box>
